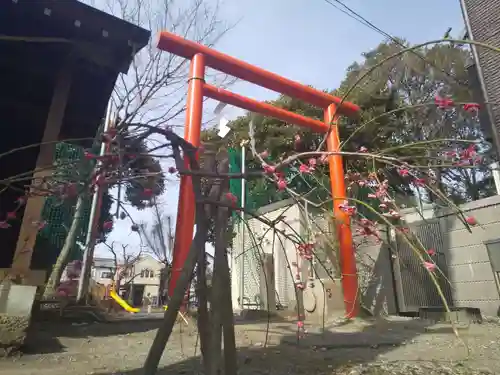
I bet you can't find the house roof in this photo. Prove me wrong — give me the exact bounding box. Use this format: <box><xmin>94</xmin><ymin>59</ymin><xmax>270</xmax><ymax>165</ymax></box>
<box><xmin>0</xmin><ymin>0</ymin><xmax>151</xmax><ymax>143</ymax></box>
<box><xmin>133</xmin><ymin>254</ymin><xmax>164</xmax><ymax>266</ymax></box>
<box><xmin>93</xmin><ymin>257</ymin><xmax>116</xmax><ymax>269</ymax></box>
<box><xmin>0</xmin><ymin>1</ymin><xmax>153</xmax><ymax>269</ymax></box>
<box><xmin>92</xmin><ymin>254</ymin><xmax>163</xmax><ymax>269</ymax></box>
<box><xmin>2</xmin><ymin>1</ymin><xmax>150</xmax><ymax>72</ymax></box>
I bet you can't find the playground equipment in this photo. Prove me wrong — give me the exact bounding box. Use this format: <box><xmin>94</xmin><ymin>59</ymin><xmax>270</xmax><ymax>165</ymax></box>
<box><xmin>109</xmin><ymin>289</ymin><xmax>140</xmax><ymax>313</ymax></box>
<box><xmin>163</xmin><ymin>304</ymin><xmax>189</xmax><ymax>325</ymax></box>
<box><xmin>157</xmin><ymin>31</ymin><xmax>361</xmax><ymax>318</ymax></box>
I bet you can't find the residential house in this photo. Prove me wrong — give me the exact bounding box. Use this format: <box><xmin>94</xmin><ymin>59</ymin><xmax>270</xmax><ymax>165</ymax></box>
<box><xmin>91</xmin><ymin>254</ymin><xmax>164</xmax><ymax>307</ymax></box>
<box><xmin>91</xmin><ymin>257</ymin><xmax>116</xmax><ymax>287</ymax></box>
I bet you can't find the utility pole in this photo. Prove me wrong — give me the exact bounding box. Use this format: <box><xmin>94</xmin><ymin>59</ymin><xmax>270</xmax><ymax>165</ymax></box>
<box><xmin>76</xmin><ymin>102</ymin><xmax>114</xmax><ymax>303</ymax></box>
<box><xmin>163</xmin><ymin>215</ymin><xmax>173</xmax><ymax>303</ymax></box>
<box><xmin>166</xmin><ymin>215</ymin><xmax>174</xmax><ymax>257</ymax></box>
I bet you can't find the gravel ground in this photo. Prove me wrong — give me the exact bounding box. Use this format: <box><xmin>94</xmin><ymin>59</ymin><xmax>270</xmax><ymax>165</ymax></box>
<box><xmin>1</xmin><ymin>316</ymin><xmax>499</xmax><ymax>374</ymax></box>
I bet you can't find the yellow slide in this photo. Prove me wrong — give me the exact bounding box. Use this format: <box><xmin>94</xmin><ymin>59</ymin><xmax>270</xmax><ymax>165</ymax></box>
<box><xmin>109</xmin><ymin>290</ymin><xmax>140</xmax><ymax>313</ymax></box>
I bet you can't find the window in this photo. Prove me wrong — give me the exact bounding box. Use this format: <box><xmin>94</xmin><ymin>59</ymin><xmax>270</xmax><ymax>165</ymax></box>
<box><xmin>141</xmin><ymin>269</ymin><xmax>155</xmax><ymax>278</ymax></box>
<box><xmin>101</xmin><ymin>271</ymin><xmax>114</xmax><ymax>279</ymax></box>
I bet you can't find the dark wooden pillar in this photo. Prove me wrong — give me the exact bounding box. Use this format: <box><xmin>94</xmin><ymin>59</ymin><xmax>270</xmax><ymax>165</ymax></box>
<box><xmin>11</xmin><ymin>59</ymin><xmax>73</xmax><ymax>284</ymax></box>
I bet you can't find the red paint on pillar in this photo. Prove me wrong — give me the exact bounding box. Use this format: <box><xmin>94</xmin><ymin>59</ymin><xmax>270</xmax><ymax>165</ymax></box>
<box><xmin>324</xmin><ymin>104</ymin><xmax>359</xmax><ymax>318</ymax></box>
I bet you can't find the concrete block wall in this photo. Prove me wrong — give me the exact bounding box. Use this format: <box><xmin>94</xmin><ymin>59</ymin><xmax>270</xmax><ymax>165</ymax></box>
<box><xmin>348</xmin><ymin>196</ymin><xmax>500</xmax><ymax>317</ymax></box>
<box><xmin>354</xmin><ymin>228</ymin><xmax>398</xmax><ymax>316</ymax></box>
<box><xmin>436</xmin><ymin>196</ymin><xmax>500</xmax><ymax>316</ymax></box>
<box><xmin>399</xmin><ymin>196</ymin><xmax>500</xmax><ymax>316</ymax></box>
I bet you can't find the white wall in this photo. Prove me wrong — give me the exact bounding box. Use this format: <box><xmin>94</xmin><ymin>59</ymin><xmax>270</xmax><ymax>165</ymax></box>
<box><xmin>231</xmin><ymin>199</ymin><xmax>301</xmax><ymax>310</ymax></box>
<box><xmin>122</xmin><ymin>254</ymin><xmax>163</xmax><ymax>299</ymax></box>
<box><xmin>91</xmin><ymin>266</ymin><xmax>115</xmax><ymax>286</ymax></box>
<box><xmin>91</xmin><ymin>254</ymin><xmax>164</xmax><ymax>301</ymax></box>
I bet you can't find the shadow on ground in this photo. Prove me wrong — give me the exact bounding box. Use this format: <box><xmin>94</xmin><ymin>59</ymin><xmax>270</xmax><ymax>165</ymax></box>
<box><xmin>25</xmin><ymin>317</ymin><xmax>459</xmax><ymax>373</ymax></box>
<box><xmin>22</xmin><ymin>318</ymin><xmax>164</xmax><ymax>355</ymax></box>
<box><xmin>24</xmin><ymin>304</ymin><xmax>296</xmax><ymax>355</ymax></box>
<box><xmin>95</xmin><ymin>320</ymin><xmax>453</xmax><ymax>374</ymax></box>
<box><xmin>22</xmin><ymin>312</ymin><xmax>290</xmax><ymax>355</ymax></box>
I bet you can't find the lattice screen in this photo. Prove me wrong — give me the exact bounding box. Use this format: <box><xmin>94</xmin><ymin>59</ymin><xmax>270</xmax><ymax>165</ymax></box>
<box><xmin>274</xmin><ymin>229</ymin><xmax>293</xmax><ymax>308</ymax></box>
<box><xmin>232</xmin><ymin>217</ymin><xmax>262</xmax><ymax>308</ymax></box>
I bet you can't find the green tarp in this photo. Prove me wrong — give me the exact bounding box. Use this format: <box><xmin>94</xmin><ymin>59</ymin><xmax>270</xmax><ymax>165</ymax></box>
<box><xmin>228</xmin><ymin>148</ymin><xmax>244</xmax><ymax>218</ymax></box>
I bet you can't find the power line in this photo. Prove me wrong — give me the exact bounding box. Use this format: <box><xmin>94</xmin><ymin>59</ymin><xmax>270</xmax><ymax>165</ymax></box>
<box><xmin>321</xmin><ymin>0</ymin><xmax>466</xmax><ymax>86</ymax></box>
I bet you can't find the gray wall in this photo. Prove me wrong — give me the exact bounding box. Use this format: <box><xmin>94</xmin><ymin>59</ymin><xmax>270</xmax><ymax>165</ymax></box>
<box><xmin>435</xmin><ymin>195</ymin><xmax>500</xmax><ymax>316</ymax></box>
<box><xmin>311</xmin><ymin>214</ymin><xmax>399</xmax><ymax>317</ymax></box>
<box><xmin>357</xmin><ymin>195</ymin><xmax>500</xmax><ymax>317</ymax></box>
<box><xmin>355</xmin><ymin>228</ymin><xmax>398</xmax><ymax>316</ymax></box>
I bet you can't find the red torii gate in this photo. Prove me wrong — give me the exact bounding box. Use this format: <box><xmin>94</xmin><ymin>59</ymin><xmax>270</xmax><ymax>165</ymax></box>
<box><xmin>157</xmin><ymin>31</ymin><xmax>361</xmax><ymax>318</ymax></box>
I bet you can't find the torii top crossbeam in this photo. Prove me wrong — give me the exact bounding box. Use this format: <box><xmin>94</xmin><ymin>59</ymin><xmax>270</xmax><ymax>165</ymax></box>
<box><xmin>157</xmin><ymin>31</ymin><xmax>359</xmax><ymax>116</ymax></box>
<box><xmin>156</xmin><ymin>30</ymin><xmax>360</xmax><ymax>319</ymax></box>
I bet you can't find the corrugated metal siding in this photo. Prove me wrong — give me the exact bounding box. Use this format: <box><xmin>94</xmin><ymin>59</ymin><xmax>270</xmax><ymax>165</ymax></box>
<box><xmin>278</xmin><ymin>206</ymin><xmax>304</xmax><ymax>307</ymax></box>
<box><xmin>93</xmin><ymin>257</ymin><xmax>115</xmax><ymax>269</ymax></box>
<box><xmin>462</xmin><ymin>0</ymin><xmax>500</xmax><ymax>145</ymax></box>
<box><xmin>393</xmin><ymin>221</ymin><xmax>454</xmax><ymax>313</ymax></box>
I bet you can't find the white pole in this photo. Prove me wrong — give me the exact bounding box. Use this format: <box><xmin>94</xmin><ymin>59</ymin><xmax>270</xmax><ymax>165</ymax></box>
<box><xmin>76</xmin><ymin>102</ymin><xmax>113</xmax><ymax>302</ymax></box>
<box><xmin>491</xmin><ymin>162</ymin><xmax>500</xmax><ymax>195</ymax></box>
<box><xmin>239</xmin><ymin>144</ymin><xmax>246</xmax><ymax>309</ymax></box>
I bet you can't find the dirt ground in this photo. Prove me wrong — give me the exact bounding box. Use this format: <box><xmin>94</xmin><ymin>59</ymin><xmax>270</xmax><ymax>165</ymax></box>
<box><xmin>1</xmin><ymin>315</ymin><xmax>499</xmax><ymax>374</ymax></box>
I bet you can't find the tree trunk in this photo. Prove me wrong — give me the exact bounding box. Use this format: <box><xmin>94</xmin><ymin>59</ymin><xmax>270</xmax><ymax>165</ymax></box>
<box><xmin>43</xmin><ymin>195</ymin><xmax>86</xmax><ymax>298</ymax></box>
<box><xmin>196</xmin><ymin>247</ymin><xmax>211</xmax><ymax>374</ymax></box>
<box><xmin>215</xmin><ymin>207</ymin><xmax>237</xmax><ymax>375</ymax></box>
<box><xmin>143</xmin><ymin>223</ymin><xmax>207</xmax><ymax>375</ymax></box>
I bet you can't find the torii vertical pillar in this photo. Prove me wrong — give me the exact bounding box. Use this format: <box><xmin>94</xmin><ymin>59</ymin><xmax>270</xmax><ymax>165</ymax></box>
<box><xmin>169</xmin><ymin>54</ymin><xmax>206</xmax><ymax>303</ymax></box>
<box><xmin>325</xmin><ymin>104</ymin><xmax>359</xmax><ymax>318</ymax></box>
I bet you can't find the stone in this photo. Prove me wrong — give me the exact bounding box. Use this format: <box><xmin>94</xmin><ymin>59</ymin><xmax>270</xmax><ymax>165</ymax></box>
<box><xmin>0</xmin><ymin>314</ymin><xmax>29</xmax><ymax>357</ymax></box>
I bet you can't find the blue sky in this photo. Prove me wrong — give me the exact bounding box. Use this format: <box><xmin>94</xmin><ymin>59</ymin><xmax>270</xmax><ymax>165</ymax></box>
<box><xmin>94</xmin><ymin>0</ymin><xmax>466</xmax><ymax>257</ymax></box>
